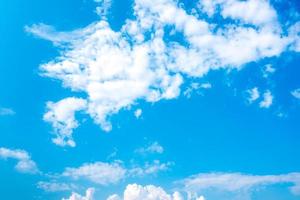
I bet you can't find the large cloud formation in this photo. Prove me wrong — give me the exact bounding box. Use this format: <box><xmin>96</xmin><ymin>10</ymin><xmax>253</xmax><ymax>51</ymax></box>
<box><xmin>26</xmin><ymin>0</ymin><xmax>300</xmax><ymax>147</ymax></box>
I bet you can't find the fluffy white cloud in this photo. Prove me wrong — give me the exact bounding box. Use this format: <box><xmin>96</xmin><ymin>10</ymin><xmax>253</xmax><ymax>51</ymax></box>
<box><xmin>135</xmin><ymin>142</ymin><xmax>164</xmax><ymax>155</ymax></box>
<box><xmin>106</xmin><ymin>184</ymin><xmax>205</xmax><ymax>200</ymax></box>
<box><xmin>247</xmin><ymin>87</ymin><xmax>260</xmax><ymax>103</ymax></box>
<box><xmin>259</xmin><ymin>90</ymin><xmax>273</xmax><ymax>108</ymax></box>
<box><xmin>62</xmin><ymin>161</ymin><xmax>126</xmax><ymax>185</ymax></box>
<box><xmin>62</xmin><ymin>188</ymin><xmax>95</xmax><ymax>200</ymax></box>
<box><xmin>26</xmin><ymin>0</ymin><xmax>300</xmax><ymax>146</ymax></box>
<box><xmin>0</xmin><ymin>107</ymin><xmax>15</xmax><ymax>116</ymax></box>
<box><xmin>0</xmin><ymin>147</ymin><xmax>39</xmax><ymax>174</ymax></box>
<box><xmin>43</xmin><ymin>97</ymin><xmax>87</xmax><ymax>147</ymax></box>
<box><xmin>291</xmin><ymin>88</ymin><xmax>300</xmax><ymax>99</ymax></box>
<box><xmin>180</xmin><ymin>172</ymin><xmax>300</xmax><ymax>196</ymax></box>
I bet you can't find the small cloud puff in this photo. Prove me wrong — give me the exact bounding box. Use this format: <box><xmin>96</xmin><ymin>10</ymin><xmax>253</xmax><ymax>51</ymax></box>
<box><xmin>135</xmin><ymin>142</ymin><xmax>164</xmax><ymax>155</ymax></box>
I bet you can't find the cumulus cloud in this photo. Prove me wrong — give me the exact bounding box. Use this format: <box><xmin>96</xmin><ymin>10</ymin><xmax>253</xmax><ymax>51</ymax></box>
<box><xmin>180</xmin><ymin>172</ymin><xmax>300</xmax><ymax>197</ymax></box>
<box><xmin>0</xmin><ymin>147</ymin><xmax>39</xmax><ymax>174</ymax></box>
<box><xmin>106</xmin><ymin>184</ymin><xmax>205</xmax><ymax>200</ymax></box>
<box><xmin>62</xmin><ymin>188</ymin><xmax>95</xmax><ymax>200</ymax></box>
<box><xmin>259</xmin><ymin>90</ymin><xmax>273</xmax><ymax>108</ymax></box>
<box><xmin>135</xmin><ymin>142</ymin><xmax>164</xmax><ymax>155</ymax></box>
<box><xmin>26</xmin><ymin>0</ymin><xmax>300</xmax><ymax>146</ymax></box>
<box><xmin>291</xmin><ymin>88</ymin><xmax>300</xmax><ymax>99</ymax></box>
<box><xmin>0</xmin><ymin>107</ymin><xmax>15</xmax><ymax>116</ymax></box>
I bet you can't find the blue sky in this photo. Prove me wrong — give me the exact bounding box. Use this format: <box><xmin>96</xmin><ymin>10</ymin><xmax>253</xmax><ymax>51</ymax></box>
<box><xmin>0</xmin><ymin>0</ymin><xmax>300</xmax><ymax>199</ymax></box>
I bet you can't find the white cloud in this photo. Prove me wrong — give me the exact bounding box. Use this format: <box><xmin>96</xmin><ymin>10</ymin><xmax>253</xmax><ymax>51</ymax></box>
<box><xmin>107</xmin><ymin>184</ymin><xmax>205</xmax><ymax>200</ymax></box>
<box><xmin>129</xmin><ymin>160</ymin><xmax>172</xmax><ymax>177</ymax></box>
<box><xmin>134</xmin><ymin>109</ymin><xmax>142</xmax><ymax>119</ymax></box>
<box><xmin>247</xmin><ymin>87</ymin><xmax>260</xmax><ymax>103</ymax></box>
<box><xmin>263</xmin><ymin>64</ymin><xmax>276</xmax><ymax>77</ymax></box>
<box><xmin>61</xmin><ymin>160</ymin><xmax>171</xmax><ymax>185</ymax></box>
<box><xmin>43</xmin><ymin>97</ymin><xmax>87</xmax><ymax>147</ymax></box>
<box><xmin>291</xmin><ymin>88</ymin><xmax>300</xmax><ymax>99</ymax></box>
<box><xmin>26</xmin><ymin>0</ymin><xmax>300</xmax><ymax>146</ymax></box>
<box><xmin>288</xmin><ymin>22</ymin><xmax>300</xmax><ymax>52</ymax></box>
<box><xmin>62</xmin><ymin>188</ymin><xmax>95</xmax><ymax>200</ymax></box>
<box><xmin>95</xmin><ymin>0</ymin><xmax>112</xmax><ymax>18</ymax></box>
<box><xmin>135</xmin><ymin>142</ymin><xmax>164</xmax><ymax>155</ymax></box>
<box><xmin>0</xmin><ymin>107</ymin><xmax>15</xmax><ymax>116</ymax></box>
<box><xmin>0</xmin><ymin>147</ymin><xmax>39</xmax><ymax>174</ymax></box>
<box><xmin>180</xmin><ymin>172</ymin><xmax>300</xmax><ymax>196</ymax></box>
<box><xmin>62</xmin><ymin>161</ymin><xmax>126</xmax><ymax>185</ymax></box>
<box><xmin>37</xmin><ymin>181</ymin><xmax>76</xmax><ymax>192</ymax></box>
<box><xmin>106</xmin><ymin>184</ymin><xmax>205</xmax><ymax>200</ymax></box>
<box><xmin>183</xmin><ymin>83</ymin><xmax>211</xmax><ymax>98</ymax></box>
<box><xmin>259</xmin><ymin>90</ymin><xmax>273</xmax><ymax>108</ymax></box>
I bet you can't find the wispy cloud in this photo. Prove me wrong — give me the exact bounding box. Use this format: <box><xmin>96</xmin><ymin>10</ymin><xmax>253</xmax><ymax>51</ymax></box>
<box><xmin>291</xmin><ymin>88</ymin><xmax>300</xmax><ymax>99</ymax></box>
<box><xmin>0</xmin><ymin>107</ymin><xmax>15</xmax><ymax>116</ymax></box>
<box><xmin>179</xmin><ymin>172</ymin><xmax>300</xmax><ymax>199</ymax></box>
<box><xmin>53</xmin><ymin>159</ymin><xmax>171</xmax><ymax>186</ymax></box>
<box><xmin>62</xmin><ymin>161</ymin><xmax>126</xmax><ymax>185</ymax></box>
<box><xmin>129</xmin><ymin>160</ymin><xmax>172</xmax><ymax>177</ymax></box>
<box><xmin>0</xmin><ymin>147</ymin><xmax>39</xmax><ymax>174</ymax></box>
<box><xmin>37</xmin><ymin>181</ymin><xmax>77</xmax><ymax>192</ymax></box>
<box><xmin>135</xmin><ymin>141</ymin><xmax>164</xmax><ymax>155</ymax></box>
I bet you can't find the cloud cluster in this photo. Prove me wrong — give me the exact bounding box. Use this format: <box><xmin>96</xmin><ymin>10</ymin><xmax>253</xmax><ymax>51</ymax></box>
<box><xmin>61</xmin><ymin>172</ymin><xmax>300</xmax><ymax>200</ymax></box>
<box><xmin>64</xmin><ymin>184</ymin><xmax>205</xmax><ymax>200</ymax></box>
<box><xmin>246</xmin><ymin>88</ymin><xmax>273</xmax><ymax>108</ymax></box>
<box><xmin>0</xmin><ymin>147</ymin><xmax>39</xmax><ymax>174</ymax></box>
<box><xmin>26</xmin><ymin>0</ymin><xmax>300</xmax><ymax>147</ymax></box>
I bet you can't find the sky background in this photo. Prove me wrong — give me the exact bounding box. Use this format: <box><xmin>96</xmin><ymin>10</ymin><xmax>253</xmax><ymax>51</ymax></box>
<box><xmin>0</xmin><ymin>0</ymin><xmax>300</xmax><ymax>200</ymax></box>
